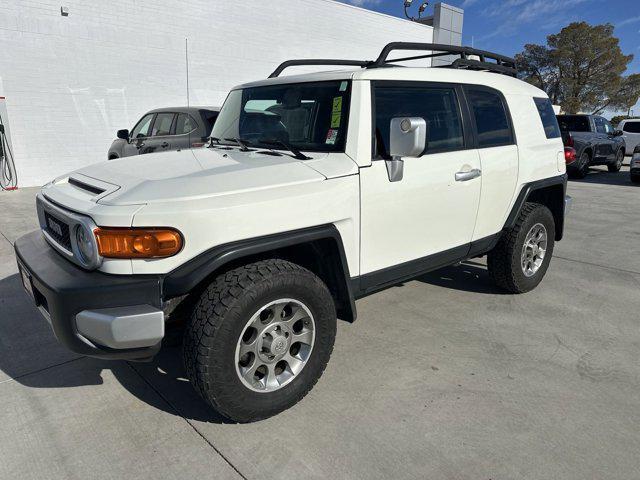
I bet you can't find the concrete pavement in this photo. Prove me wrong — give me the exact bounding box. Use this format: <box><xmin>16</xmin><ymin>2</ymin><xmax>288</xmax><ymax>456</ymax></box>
<box><xmin>1</xmin><ymin>167</ymin><xmax>639</xmax><ymax>479</ymax></box>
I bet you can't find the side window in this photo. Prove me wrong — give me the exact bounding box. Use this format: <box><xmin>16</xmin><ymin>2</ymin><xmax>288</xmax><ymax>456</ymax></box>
<box><xmin>373</xmin><ymin>85</ymin><xmax>464</xmax><ymax>158</ymax></box>
<box><xmin>533</xmin><ymin>98</ymin><xmax>561</xmax><ymax>139</ymax></box>
<box><xmin>151</xmin><ymin>113</ymin><xmax>175</xmax><ymax>136</ymax></box>
<box><xmin>603</xmin><ymin>119</ymin><xmax>615</xmax><ymax>134</ymax></box>
<box><xmin>130</xmin><ymin>114</ymin><xmax>154</xmax><ymax>139</ymax></box>
<box><xmin>623</xmin><ymin>121</ymin><xmax>640</xmax><ymax>133</ymax></box>
<box><xmin>466</xmin><ymin>88</ymin><xmax>514</xmax><ymax>148</ymax></box>
<box><xmin>175</xmin><ymin>114</ymin><xmax>197</xmax><ymax>135</ymax></box>
<box><xmin>594</xmin><ymin>117</ymin><xmax>606</xmax><ymax>134</ymax></box>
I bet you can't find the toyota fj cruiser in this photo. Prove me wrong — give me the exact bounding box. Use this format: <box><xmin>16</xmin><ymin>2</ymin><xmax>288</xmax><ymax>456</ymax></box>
<box><xmin>15</xmin><ymin>43</ymin><xmax>571</xmax><ymax>422</ymax></box>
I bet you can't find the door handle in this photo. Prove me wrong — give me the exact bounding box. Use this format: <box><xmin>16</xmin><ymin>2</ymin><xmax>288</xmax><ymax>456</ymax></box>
<box><xmin>455</xmin><ymin>168</ymin><xmax>481</xmax><ymax>182</ymax></box>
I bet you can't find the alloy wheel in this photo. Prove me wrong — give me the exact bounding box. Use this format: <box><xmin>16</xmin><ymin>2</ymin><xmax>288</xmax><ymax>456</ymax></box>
<box><xmin>235</xmin><ymin>298</ymin><xmax>315</xmax><ymax>393</ymax></box>
<box><xmin>521</xmin><ymin>223</ymin><xmax>548</xmax><ymax>277</ymax></box>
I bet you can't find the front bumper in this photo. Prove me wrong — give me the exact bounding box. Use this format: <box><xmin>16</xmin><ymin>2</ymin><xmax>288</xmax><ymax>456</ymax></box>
<box><xmin>15</xmin><ymin>231</ymin><xmax>164</xmax><ymax>360</ymax></box>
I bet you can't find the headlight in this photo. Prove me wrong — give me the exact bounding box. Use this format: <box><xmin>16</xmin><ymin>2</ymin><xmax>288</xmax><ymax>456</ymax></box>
<box><xmin>75</xmin><ymin>224</ymin><xmax>96</xmax><ymax>265</ymax></box>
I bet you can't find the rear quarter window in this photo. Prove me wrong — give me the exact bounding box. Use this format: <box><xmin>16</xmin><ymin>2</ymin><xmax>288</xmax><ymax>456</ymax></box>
<box><xmin>558</xmin><ymin>115</ymin><xmax>590</xmax><ymax>132</ymax></box>
<box><xmin>466</xmin><ymin>88</ymin><xmax>514</xmax><ymax>148</ymax></box>
<box><xmin>533</xmin><ymin>98</ymin><xmax>561</xmax><ymax>139</ymax></box>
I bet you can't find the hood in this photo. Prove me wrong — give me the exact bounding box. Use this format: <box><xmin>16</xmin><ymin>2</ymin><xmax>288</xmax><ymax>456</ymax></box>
<box><xmin>69</xmin><ymin>148</ymin><xmax>339</xmax><ymax>206</ymax></box>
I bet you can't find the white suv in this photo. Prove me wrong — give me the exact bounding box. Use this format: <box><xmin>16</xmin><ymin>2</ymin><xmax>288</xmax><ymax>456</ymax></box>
<box><xmin>15</xmin><ymin>43</ymin><xmax>571</xmax><ymax>422</ymax></box>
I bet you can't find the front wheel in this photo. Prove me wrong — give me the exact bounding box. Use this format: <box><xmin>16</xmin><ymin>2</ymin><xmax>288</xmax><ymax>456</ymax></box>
<box><xmin>183</xmin><ymin>259</ymin><xmax>336</xmax><ymax>422</ymax></box>
<box><xmin>488</xmin><ymin>203</ymin><xmax>555</xmax><ymax>293</ymax></box>
<box><xmin>608</xmin><ymin>149</ymin><xmax>624</xmax><ymax>172</ymax></box>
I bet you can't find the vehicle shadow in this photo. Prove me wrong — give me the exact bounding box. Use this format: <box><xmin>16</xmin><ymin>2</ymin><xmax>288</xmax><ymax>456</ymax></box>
<box><xmin>0</xmin><ymin>272</ymin><xmax>231</xmax><ymax>424</ymax></box>
<box><xmin>570</xmin><ymin>168</ymin><xmax>638</xmax><ymax>187</ymax></box>
<box><xmin>0</xmin><ymin>260</ymin><xmax>504</xmax><ymax>423</ymax></box>
<box><xmin>416</xmin><ymin>260</ymin><xmax>507</xmax><ymax>295</ymax></box>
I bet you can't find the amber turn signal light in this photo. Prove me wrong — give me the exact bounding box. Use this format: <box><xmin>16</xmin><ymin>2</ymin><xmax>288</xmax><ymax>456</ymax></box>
<box><xmin>95</xmin><ymin>228</ymin><xmax>183</xmax><ymax>259</ymax></box>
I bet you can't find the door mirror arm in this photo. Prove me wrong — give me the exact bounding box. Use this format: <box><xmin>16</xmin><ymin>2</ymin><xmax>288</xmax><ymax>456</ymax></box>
<box><xmin>385</xmin><ymin>156</ymin><xmax>404</xmax><ymax>183</ymax></box>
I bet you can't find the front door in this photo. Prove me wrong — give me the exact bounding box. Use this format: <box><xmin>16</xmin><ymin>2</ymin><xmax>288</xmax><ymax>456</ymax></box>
<box><xmin>359</xmin><ymin>82</ymin><xmax>481</xmax><ymax>289</ymax></box>
<box><xmin>124</xmin><ymin>113</ymin><xmax>155</xmax><ymax>157</ymax></box>
<box><xmin>142</xmin><ymin>112</ymin><xmax>175</xmax><ymax>154</ymax></box>
<box><xmin>594</xmin><ymin>116</ymin><xmax>615</xmax><ymax>161</ymax></box>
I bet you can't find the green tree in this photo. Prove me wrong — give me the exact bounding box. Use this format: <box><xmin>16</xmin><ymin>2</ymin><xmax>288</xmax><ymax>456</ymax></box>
<box><xmin>515</xmin><ymin>22</ymin><xmax>640</xmax><ymax>114</ymax></box>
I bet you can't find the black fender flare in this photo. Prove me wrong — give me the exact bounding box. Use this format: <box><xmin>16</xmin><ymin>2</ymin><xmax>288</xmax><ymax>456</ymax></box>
<box><xmin>161</xmin><ymin>224</ymin><xmax>357</xmax><ymax>322</ymax></box>
<box><xmin>503</xmin><ymin>174</ymin><xmax>568</xmax><ymax>240</ymax></box>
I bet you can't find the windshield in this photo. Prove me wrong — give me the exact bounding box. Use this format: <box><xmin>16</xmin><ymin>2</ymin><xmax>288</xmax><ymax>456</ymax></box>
<box><xmin>211</xmin><ymin>80</ymin><xmax>351</xmax><ymax>153</ymax></box>
<box><xmin>557</xmin><ymin>115</ymin><xmax>590</xmax><ymax>132</ymax></box>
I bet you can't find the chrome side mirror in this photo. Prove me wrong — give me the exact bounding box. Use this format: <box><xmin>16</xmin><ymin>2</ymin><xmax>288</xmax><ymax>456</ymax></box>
<box><xmin>386</xmin><ymin>117</ymin><xmax>427</xmax><ymax>182</ymax></box>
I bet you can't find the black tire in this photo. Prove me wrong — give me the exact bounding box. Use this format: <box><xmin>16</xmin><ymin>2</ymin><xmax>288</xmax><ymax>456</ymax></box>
<box><xmin>631</xmin><ymin>173</ymin><xmax>640</xmax><ymax>184</ymax></box>
<box><xmin>487</xmin><ymin>202</ymin><xmax>555</xmax><ymax>294</ymax></box>
<box><xmin>608</xmin><ymin>149</ymin><xmax>624</xmax><ymax>172</ymax></box>
<box><xmin>570</xmin><ymin>151</ymin><xmax>590</xmax><ymax>179</ymax></box>
<box><xmin>183</xmin><ymin>259</ymin><xmax>336</xmax><ymax>422</ymax></box>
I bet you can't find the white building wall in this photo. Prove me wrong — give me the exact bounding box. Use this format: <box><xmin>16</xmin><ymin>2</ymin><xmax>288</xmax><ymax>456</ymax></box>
<box><xmin>0</xmin><ymin>0</ymin><xmax>434</xmax><ymax>187</ymax></box>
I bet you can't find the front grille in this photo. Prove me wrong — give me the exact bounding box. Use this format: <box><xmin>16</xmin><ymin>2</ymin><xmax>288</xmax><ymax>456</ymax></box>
<box><xmin>44</xmin><ymin>211</ymin><xmax>72</xmax><ymax>251</ymax></box>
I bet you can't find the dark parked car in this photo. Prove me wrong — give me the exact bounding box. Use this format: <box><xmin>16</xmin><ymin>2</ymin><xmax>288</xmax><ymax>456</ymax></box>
<box><xmin>557</xmin><ymin>114</ymin><xmax>626</xmax><ymax>178</ymax></box>
<box><xmin>108</xmin><ymin>107</ymin><xmax>220</xmax><ymax>159</ymax></box>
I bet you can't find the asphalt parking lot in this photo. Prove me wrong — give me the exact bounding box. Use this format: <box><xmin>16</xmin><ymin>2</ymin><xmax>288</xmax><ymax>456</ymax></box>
<box><xmin>1</xmin><ymin>166</ymin><xmax>639</xmax><ymax>480</ymax></box>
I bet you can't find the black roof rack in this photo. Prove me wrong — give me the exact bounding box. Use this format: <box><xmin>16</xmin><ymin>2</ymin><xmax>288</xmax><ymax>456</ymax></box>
<box><xmin>269</xmin><ymin>59</ymin><xmax>371</xmax><ymax>78</ymax></box>
<box><xmin>371</xmin><ymin>42</ymin><xmax>517</xmax><ymax>76</ymax></box>
<box><xmin>268</xmin><ymin>42</ymin><xmax>517</xmax><ymax>78</ymax></box>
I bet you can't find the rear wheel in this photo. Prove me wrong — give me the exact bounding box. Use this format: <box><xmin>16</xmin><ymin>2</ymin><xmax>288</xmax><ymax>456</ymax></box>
<box><xmin>183</xmin><ymin>259</ymin><xmax>336</xmax><ymax>422</ymax></box>
<box><xmin>571</xmin><ymin>151</ymin><xmax>590</xmax><ymax>179</ymax></box>
<box><xmin>631</xmin><ymin>173</ymin><xmax>640</xmax><ymax>184</ymax></box>
<box><xmin>608</xmin><ymin>149</ymin><xmax>624</xmax><ymax>172</ymax></box>
<box><xmin>488</xmin><ymin>203</ymin><xmax>555</xmax><ymax>293</ymax></box>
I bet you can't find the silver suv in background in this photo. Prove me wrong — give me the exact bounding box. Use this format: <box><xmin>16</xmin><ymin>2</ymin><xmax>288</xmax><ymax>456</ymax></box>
<box><xmin>619</xmin><ymin>118</ymin><xmax>640</xmax><ymax>155</ymax></box>
<box><xmin>108</xmin><ymin>106</ymin><xmax>219</xmax><ymax>159</ymax></box>
<box><xmin>631</xmin><ymin>145</ymin><xmax>640</xmax><ymax>183</ymax></box>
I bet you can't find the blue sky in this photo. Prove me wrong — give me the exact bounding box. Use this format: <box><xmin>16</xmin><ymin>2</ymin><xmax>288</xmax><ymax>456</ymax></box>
<box><xmin>339</xmin><ymin>0</ymin><xmax>640</xmax><ymax>116</ymax></box>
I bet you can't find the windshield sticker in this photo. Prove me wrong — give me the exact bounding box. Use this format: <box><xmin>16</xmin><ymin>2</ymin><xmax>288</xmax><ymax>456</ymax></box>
<box><xmin>332</xmin><ymin>96</ymin><xmax>343</xmax><ymax>113</ymax></box>
<box><xmin>326</xmin><ymin>129</ymin><xmax>338</xmax><ymax>145</ymax></box>
<box><xmin>339</xmin><ymin>81</ymin><xmax>348</xmax><ymax>92</ymax></box>
<box><xmin>331</xmin><ymin>112</ymin><xmax>342</xmax><ymax>128</ymax></box>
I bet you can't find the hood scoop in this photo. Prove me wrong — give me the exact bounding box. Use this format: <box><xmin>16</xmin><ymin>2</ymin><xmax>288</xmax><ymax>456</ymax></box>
<box><xmin>68</xmin><ymin>177</ymin><xmax>106</xmax><ymax>195</ymax></box>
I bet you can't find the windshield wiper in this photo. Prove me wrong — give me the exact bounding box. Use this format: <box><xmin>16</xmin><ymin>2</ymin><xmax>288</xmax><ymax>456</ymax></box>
<box><xmin>258</xmin><ymin>138</ymin><xmax>310</xmax><ymax>160</ymax></box>
<box><xmin>224</xmin><ymin>137</ymin><xmax>254</xmax><ymax>152</ymax></box>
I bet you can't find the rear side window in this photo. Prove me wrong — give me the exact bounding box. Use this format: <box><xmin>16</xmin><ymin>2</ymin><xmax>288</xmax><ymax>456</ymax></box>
<box><xmin>466</xmin><ymin>88</ymin><xmax>514</xmax><ymax>148</ymax></box>
<box><xmin>623</xmin><ymin>121</ymin><xmax>640</xmax><ymax>133</ymax></box>
<box><xmin>533</xmin><ymin>98</ymin><xmax>561</xmax><ymax>139</ymax></box>
<box><xmin>152</xmin><ymin>113</ymin><xmax>175</xmax><ymax>136</ymax></box>
<box><xmin>557</xmin><ymin>115</ymin><xmax>590</xmax><ymax>132</ymax></box>
<box><xmin>175</xmin><ymin>114</ymin><xmax>197</xmax><ymax>135</ymax></box>
<box><xmin>373</xmin><ymin>84</ymin><xmax>464</xmax><ymax>157</ymax></box>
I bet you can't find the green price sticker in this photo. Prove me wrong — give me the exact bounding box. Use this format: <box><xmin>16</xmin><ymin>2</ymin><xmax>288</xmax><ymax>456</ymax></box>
<box><xmin>332</xmin><ymin>96</ymin><xmax>343</xmax><ymax>113</ymax></box>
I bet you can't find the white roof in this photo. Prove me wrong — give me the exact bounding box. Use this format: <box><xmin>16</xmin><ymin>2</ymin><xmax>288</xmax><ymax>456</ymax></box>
<box><xmin>236</xmin><ymin>66</ymin><xmax>546</xmax><ymax>97</ymax></box>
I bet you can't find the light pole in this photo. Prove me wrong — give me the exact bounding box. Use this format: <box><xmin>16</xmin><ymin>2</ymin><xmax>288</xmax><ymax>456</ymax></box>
<box><xmin>403</xmin><ymin>0</ymin><xmax>429</xmax><ymax>21</ymax></box>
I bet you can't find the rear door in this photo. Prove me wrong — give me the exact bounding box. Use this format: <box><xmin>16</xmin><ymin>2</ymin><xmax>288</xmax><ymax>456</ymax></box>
<box><xmin>173</xmin><ymin>112</ymin><xmax>200</xmax><ymax>149</ymax></box>
<box><xmin>142</xmin><ymin>112</ymin><xmax>176</xmax><ymax>153</ymax></box>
